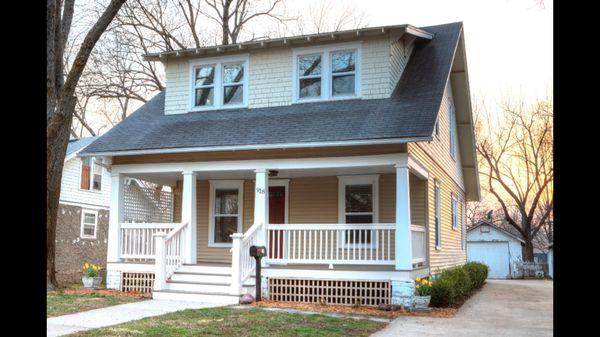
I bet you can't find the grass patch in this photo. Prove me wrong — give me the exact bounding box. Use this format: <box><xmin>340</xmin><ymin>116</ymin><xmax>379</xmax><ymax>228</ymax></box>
<box><xmin>71</xmin><ymin>307</ymin><xmax>386</xmax><ymax>337</ymax></box>
<box><xmin>47</xmin><ymin>291</ymin><xmax>144</xmax><ymax>318</ymax></box>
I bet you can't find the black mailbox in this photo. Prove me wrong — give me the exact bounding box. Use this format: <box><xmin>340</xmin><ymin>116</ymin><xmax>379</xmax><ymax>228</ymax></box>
<box><xmin>250</xmin><ymin>245</ymin><xmax>267</xmax><ymax>301</ymax></box>
<box><xmin>250</xmin><ymin>245</ymin><xmax>267</xmax><ymax>258</ymax></box>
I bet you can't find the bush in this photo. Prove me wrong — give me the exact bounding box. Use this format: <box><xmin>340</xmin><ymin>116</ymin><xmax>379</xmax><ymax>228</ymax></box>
<box><xmin>430</xmin><ymin>262</ymin><xmax>488</xmax><ymax>307</ymax></box>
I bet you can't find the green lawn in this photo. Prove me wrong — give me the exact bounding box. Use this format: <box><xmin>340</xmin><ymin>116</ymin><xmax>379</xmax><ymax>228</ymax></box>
<box><xmin>70</xmin><ymin>307</ymin><xmax>386</xmax><ymax>337</ymax></box>
<box><xmin>47</xmin><ymin>291</ymin><xmax>144</xmax><ymax>318</ymax></box>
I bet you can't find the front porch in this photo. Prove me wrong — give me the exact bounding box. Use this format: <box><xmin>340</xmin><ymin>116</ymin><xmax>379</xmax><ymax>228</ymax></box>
<box><xmin>106</xmin><ymin>153</ymin><xmax>430</xmax><ymax>305</ymax></box>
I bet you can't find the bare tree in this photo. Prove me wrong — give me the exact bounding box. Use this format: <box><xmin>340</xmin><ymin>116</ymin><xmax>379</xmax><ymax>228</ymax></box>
<box><xmin>476</xmin><ymin>96</ymin><xmax>553</xmax><ymax>261</ymax></box>
<box><xmin>293</xmin><ymin>0</ymin><xmax>368</xmax><ymax>35</ymax></box>
<box><xmin>47</xmin><ymin>0</ymin><xmax>126</xmax><ymax>289</ymax></box>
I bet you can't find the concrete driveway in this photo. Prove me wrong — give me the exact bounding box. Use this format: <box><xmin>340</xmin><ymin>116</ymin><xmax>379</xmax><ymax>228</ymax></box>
<box><xmin>372</xmin><ymin>279</ymin><xmax>553</xmax><ymax>337</ymax></box>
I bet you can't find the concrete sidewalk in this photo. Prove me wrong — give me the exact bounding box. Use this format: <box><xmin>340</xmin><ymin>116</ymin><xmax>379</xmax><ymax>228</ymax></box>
<box><xmin>47</xmin><ymin>299</ymin><xmax>224</xmax><ymax>336</ymax></box>
<box><xmin>372</xmin><ymin>279</ymin><xmax>553</xmax><ymax>337</ymax></box>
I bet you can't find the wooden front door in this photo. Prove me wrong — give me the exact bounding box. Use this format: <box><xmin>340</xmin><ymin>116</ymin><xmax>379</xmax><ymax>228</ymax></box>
<box><xmin>268</xmin><ymin>186</ymin><xmax>285</xmax><ymax>258</ymax></box>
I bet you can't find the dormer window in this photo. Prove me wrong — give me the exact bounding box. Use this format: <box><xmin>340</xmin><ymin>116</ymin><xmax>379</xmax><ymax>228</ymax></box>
<box><xmin>293</xmin><ymin>42</ymin><xmax>361</xmax><ymax>103</ymax></box>
<box><xmin>189</xmin><ymin>55</ymin><xmax>248</xmax><ymax>111</ymax></box>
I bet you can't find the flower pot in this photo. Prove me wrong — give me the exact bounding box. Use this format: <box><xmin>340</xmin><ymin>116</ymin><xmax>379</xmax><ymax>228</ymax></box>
<box><xmin>82</xmin><ymin>276</ymin><xmax>103</xmax><ymax>289</ymax></box>
<box><xmin>413</xmin><ymin>295</ymin><xmax>431</xmax><ymax>309</ymax></box>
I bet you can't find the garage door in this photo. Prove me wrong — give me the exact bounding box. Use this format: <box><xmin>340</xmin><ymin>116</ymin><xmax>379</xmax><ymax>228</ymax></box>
<box><xmin>467</xmin><ymin>241</ymin><xmax>510</xmax><ymax>279</ymax></box>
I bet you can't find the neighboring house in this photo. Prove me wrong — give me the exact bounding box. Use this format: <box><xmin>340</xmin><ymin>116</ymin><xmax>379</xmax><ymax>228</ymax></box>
<box><xmin>81</xmin><ymin>22</ymin><xmax>480</xmax><ymax>306</ymax></box>
<box><xmin>466</xmin><ymin>221</ymin><xmax>525</xmax><ymax>279</ymax></box>
<box><xmin>547</xmin><ymin>242</ymin><xmax>553</xmax><ymax>279</ymax></box>
<box><xmin>56</xmin><ymin>137</ymin><xmax>111</xmax><ymax>283</ymax></box>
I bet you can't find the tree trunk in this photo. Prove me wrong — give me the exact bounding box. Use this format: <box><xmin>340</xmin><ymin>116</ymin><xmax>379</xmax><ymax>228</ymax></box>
<box><xmin>47</xmin><ymin>96</ymin><xmax>76</xmax><ymax>289</ymax></box>
<box><xmin>222</xmin><ymin>0</ymin><xmax>231</xmax><ymax>45</ymax></box>
<box><xmin>522</xmin><ymin>239</ymin><xmax>535</xmax><ymax>262</ymax></box>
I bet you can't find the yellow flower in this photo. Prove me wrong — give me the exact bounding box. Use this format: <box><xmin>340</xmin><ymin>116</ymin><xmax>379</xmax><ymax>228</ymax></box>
<box><xmin>416</xmin><ymin>284</ymin><xmax>420</xmax><ymax>289</ymax></box>
<box><xmin>415</xmin><ymin>277</ymin><xmax>422</xmax><ymax>282</ymax></box>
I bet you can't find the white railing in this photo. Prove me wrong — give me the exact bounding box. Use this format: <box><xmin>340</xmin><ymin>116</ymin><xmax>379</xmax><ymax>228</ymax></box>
<box><xmin>266</xmin><ymin>223</ymin><xmax>396</xmax><ymax>265</ymax></box>
<box><xmin>230</xmin><ymin>222</ymin><xmax>263</xmax><ymax>295</ymax></box>
<box><xmin>411</xmin><ymin>225</ymin><xmax>427</xmax><ymax>265</ymax></box>
<box><xmin>154</xmin><ymin>222</ymin><xmax>188</xmax><ymax>291</ymax></box>
<box><xmin>120</xmin><ymin>223</ymin><xmax>178</xmax><ymax>260</ymax></box>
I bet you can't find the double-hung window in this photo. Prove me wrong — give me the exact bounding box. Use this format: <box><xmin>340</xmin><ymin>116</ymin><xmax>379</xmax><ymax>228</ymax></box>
<box><xmin>338</xmin><ymin>175</ymin><xmax>378</xmax><ymax>247</ymax></box>
<box><xmin>80</xmin><ymin>157</ymin><xmax>102</xmax><ymax>191</ymax></box>
<box><xmin>451</xmin><ymin>193</ymin><xmax>458</xmax><ymax>230</ymax></box>
<box><xmin>294</xmin><ymin>43</ymin><xmax>361</xmax><ymax>102</ymax></box>
<box><xmin>190</xmin><ymin>55</ymin><xmax>248</xmax><ymax>110</ymax></box>
<box><xmin>434</xmin><ymin>180</ymin><xmax>441</xmax><ymax>249</ymax></box>
<box><xmin>209</xmin><ymin>180</ymin><xmax>244</xmax><ymax>247</ymax></box>
<box><xmin>80</xmin><ymin>210</ymin><xmax>98</xmax><ymax>239</ymax></box>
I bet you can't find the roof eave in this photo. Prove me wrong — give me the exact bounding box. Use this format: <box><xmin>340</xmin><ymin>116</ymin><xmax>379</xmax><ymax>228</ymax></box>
<box><xmin>143</xmin><ymin>24</ymin><xmax>433</xmax><ymax>62</ymax></box>
<box><xmin>80</xmin><ymin>136</ymin><xmax>433</xmax><ymax>158</ymax></box>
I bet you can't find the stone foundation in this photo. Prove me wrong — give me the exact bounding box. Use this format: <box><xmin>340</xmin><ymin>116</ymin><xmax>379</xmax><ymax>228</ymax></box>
<box><xmin>55</xmin><ymin>204</ymin><xmax>109</xmax><ymax>284</ymax></box>
<box><xmin>391</xmin><ymin>279</ymin><xmax>415</xmax><ymax>307</ymax></box>
<box><xmin>106</xmin><ymin>270</ymin><xmax>122</xmax><ymax>290</ymax></box>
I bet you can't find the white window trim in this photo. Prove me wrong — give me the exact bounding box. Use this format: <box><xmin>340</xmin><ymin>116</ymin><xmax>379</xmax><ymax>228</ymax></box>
<box><xmin>208</xmin><ymin>179</ymin><xmax>244</xmax><ymax>248</ymax></box>
<box><xmin>292</xmin><ymin>42</ymin><xmax>362</xmax><ymax>103</ymax></box>
<box><xmin>79</xmin><ymin>157</ymin><xmax>103</xmax><ymax>193</ymax></box>
<box><xmin>80</xmin><ymin>209</ymin><xmax>98</xmax><ymax>239</ymax></box>
<box><xmin>434</xmin><ymin>179</ymin><xmax>441</xmax><ymax>250</ymax></box>
<box><xmin>337</xmin><ymin>174</ymin><xmax>379</xmax><ymax>249</ymax></box>
<box><xmin>451</xmin><ymin>192</ymin><xmax>458</xmax><ymax>231</ymax></box>
<box><xmin>188</xmin><ymin>54</ymin><xmax>249</xmax><ymax>112</ymax></box>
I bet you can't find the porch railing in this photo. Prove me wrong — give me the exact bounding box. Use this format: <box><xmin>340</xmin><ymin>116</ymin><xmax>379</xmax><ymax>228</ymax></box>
<box><xmin>154</xmin><ymin>222</ymin><xmax>188</xmax><ymax>290</ymax></box>
<box><xmin>265</xmin><ymin>223</ymin><xmax>396</xmax><ymax>265</ymax></box>
<box><xmin>230</xmin><ymin>222</ymin><xmax>263</xmax><ymax>294</ymax></box>
<box><xmin>411</xmin><ymin>225</ymin><xmax>427</xmax><ymax>265</ymax></box>
<box><xmin>120</xmin><ymin>223</ymin><xmax>178</xmax><ymax>260</ymax></box>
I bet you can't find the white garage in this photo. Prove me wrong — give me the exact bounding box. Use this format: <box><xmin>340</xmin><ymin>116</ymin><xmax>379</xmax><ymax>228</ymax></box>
<box><xmin>467</xmin><ymin>221</ymin><xmax>525</xmax><ymax>279</ymax></box>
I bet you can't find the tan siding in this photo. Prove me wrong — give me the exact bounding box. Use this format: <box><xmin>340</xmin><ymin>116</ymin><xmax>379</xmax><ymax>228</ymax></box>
<box><xmin>409</xmin><ymin>143</ymin><xmax>466</xmax><ymax>274</ymax></box>
<box><xmin>289</xmin><ymin>177</ymin><xmax>338</xmax><ymax>224</ymax></box>
<box><xmin>379</xmin><ymin>174</ymin><xmax>395</xmax><ymax>223</ymax></box>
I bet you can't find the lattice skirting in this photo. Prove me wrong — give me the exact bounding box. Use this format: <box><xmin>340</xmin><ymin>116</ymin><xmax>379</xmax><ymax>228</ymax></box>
<box><xmin>121</xmin><ymin>272</ymin><xmax>155</xmax><ymax>293</ymax></box>
<box><xmin>268</xmin><ymin>278</ymin><xmax>391</xmax><ymax>306</ymax></box>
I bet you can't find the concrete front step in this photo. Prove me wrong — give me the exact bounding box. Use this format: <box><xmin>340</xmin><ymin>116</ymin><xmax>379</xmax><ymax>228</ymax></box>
<box><xmin>166</xmin><ymin>280</ymin><xmax>232</xmax><ymax>293</ymax></box>
<box><xmin>179</xmin><ymin>264</ymin><xmax>233</xmax><ymax>275</ymax></box>
<box><xmin>153</xmin><ymin>289</ymin><xmax>241</xmax><ymax>304</ymax></box>
<box><xmin>171</xmin><ymin>272</ymin><xmax>232</xmax><ymax>284</ymax></box>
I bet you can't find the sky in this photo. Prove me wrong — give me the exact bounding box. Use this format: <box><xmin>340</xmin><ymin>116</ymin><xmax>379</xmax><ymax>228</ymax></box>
<box><xmin>347</xmin><ymin>0</ymin><xmax>553</xmax><ymax>105</ymax></box>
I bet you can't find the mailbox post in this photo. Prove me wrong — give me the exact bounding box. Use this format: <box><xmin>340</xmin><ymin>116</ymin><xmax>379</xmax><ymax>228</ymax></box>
<box><xmin>249</xmin><ymin>245</ymin><xmax>267</xmax><ymax>301</ymax></box>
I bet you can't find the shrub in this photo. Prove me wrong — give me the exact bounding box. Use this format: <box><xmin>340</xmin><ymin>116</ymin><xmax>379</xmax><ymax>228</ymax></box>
<box><xmin>429</xmin><ymin>262</ymin><xmax>488</xmax><ymax>307</ymax></box>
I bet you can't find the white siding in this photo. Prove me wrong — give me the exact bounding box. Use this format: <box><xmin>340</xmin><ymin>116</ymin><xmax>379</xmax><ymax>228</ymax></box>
<box><xmin>164</xmin><ymin>35</ymin><xmax>414</xmax><ymax>114</ymax></box>
<box><xmin>59</xmin><ymin>156</ymin><xmax>111</xmax><ymax>208</ymax></box>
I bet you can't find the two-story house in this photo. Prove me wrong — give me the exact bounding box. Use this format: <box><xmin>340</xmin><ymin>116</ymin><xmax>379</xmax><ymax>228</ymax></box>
<box><xmin>56</xmin><ymin>136</ymin><xmax>111</xmax><ymax>283</ymax></box>
<box><xmin>80</xmin><ymin>21</ymin><xmax>480</xmax><ymax>306</ymax></box>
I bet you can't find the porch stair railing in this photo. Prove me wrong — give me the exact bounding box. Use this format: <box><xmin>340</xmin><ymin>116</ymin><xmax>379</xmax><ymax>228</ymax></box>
<box><xmin>230</xmin><ymin>222</ymin><xmax>263</xmax><ymax>295</ymax></box>
<box><xmin>153</xmin><ymin>222</ymin><xmax>188</xmax><ymax>290</ymax></box>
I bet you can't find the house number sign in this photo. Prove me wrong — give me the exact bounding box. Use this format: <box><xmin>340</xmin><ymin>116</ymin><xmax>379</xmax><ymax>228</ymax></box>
<box><xmin>256</xmin><ymin>187</ymin><xmax>266</xmax><ymax>194</ymax></box>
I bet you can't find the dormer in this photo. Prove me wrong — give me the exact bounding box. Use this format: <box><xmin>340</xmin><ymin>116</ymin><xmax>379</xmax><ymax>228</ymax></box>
<box><xmin>145</xmin><ymin>25</ymin><xmax>433</xmax><ymax>115</ymax></box>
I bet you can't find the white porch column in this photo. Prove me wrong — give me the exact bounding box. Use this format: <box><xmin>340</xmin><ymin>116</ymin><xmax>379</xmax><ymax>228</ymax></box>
<box><xmin>182</xmin><ymin>171</ymin><xmax>197</xmax><ymax>264</ymax></box>
<box><xmin>395</xmin><ymin>164</ymin><xmax>413</xmax><ymax>270</ymax></box>
<box><xmin>254</xmin><ymin>169</ymin><xmax>269</xmax><ymax>247</ymax></box>
<box><xmin>107</xmin><ymin>173</ymin><xmax>124</xmax><ymax>262</ymax></box>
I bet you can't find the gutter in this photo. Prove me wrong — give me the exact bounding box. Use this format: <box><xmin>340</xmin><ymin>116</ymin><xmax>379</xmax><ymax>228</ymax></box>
<box><xmin>80</xmin><ymin>136</ymin><xmax>433</xmax><ymax>158</ymax></box>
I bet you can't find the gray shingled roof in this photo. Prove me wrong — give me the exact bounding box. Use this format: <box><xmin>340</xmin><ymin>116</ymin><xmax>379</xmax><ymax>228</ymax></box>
<box><xmin>67</xmin><ymin>136</ymin><xmax>99</xmax><ymax>156</ymax></box>
<box><xmin>82</xmin><ymin>22</ymin><xmax>462</xmax><ymax>155</ymax></box>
